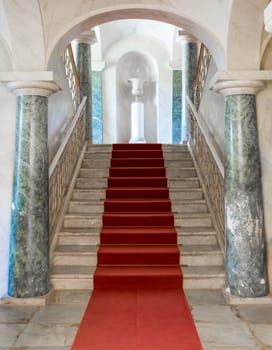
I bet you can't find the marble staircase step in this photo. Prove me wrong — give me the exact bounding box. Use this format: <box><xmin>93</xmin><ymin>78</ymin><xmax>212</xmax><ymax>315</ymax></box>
<box><xmin>169</xmin><ymin>188</ymin><xmax>203</xmax><ymax>200</ymax></box>
<box><xmin>76</xmin><ymin>178</ymin><xmax>108</xmax><ymax>189</ymax></box>
<box><xmin>165</xmin><ymin>159</ymin><xmax>194</xmax><ymax>167</ymax></box>
<box><xmin>63</xmin><ymin>214</ymin><xmax>102</xmax><ymax>229</ymax></box>
<box><xmin>177</xmin><ymin>227</ymin><xmax>217</xmax><ymax>245</ymax></box>
<box><xmin>79</xmin><ymin>168</ymin><xmax>109</xmax><ymax>178</ymax></box>
<box><xmin>72</xmin><ymin>189</ymin><xmax>106</xmax><ymax>201</ymax></box>
<box><xmin>68</xmin><ymin>201</ymin><xmax>104</xmax><ymax>214</ymax></box>
<box><xmin>172</xmin><ymin>200</ymin><xmax>207</xmax><ymax>213</ymax></box>
<box><xmin>51</xmin><ymin>265</ymin><xmax>95</xmax><ymax>290</ymax></box>
<box><xmin>180</xmin><ymin>245</ymin><xmax>223</xmax><ymax>266</ymax></box>
<box><xmin>166</xmin><ymin>168</ymin><xmax>198</xmax><ymax>178</ymax></box>
<box><xmin>82</xmin><ymin>159</ymin><xmax>111</xmax><ymax>168</ymax></box>
<box><xmin>53</xmin><ymin>245</ymin><xmax>98</xmax><ymax>266</ymax></box>
<box><xmin>183</xmin><ymin>266</ymin><xmax>225</xmax><ymax>289</ymax></box>
<box><xmin>58</xmin><ymin>228</ymin><xmax>100</xmax><ymax>245</ymax></box>
<box><xmin>168</xmin><ymin>178</ymin><xmax>199</xmax><ymax>188</ymax></box>
<box><xmin>174</xmin><ymin>213</ymin><xmax>213</xmax><ymax>227</ymax></box>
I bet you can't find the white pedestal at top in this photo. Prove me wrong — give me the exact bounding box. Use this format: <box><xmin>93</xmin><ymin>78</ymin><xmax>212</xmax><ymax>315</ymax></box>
<box><xmin>129</xmin><ymin>101</ymin><xmax>146</xmax><ymax>143</ymax></box>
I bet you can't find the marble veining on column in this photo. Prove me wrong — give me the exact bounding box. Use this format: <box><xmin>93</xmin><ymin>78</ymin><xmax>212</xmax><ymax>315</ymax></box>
<box><xmin>9</xmin><ymin>95</ymin><xmax>50</xmax><ymax>298</ymax></box>
<box><xmin>181</xmin><ymin>42</ymin><xmax>198</xmax><ymax>142</ymax></box>
<box><xmin>225</xmin><ymin>94</ymin><xmax>268</xmax><ymax>298</ymax></box>
<box><xmin>172</xmin><ymin>70</ymin><xmax>182</xmax><ymax>144</ymax></box>
<box><xmin>76</xmin><ymin>43</ymin><xmax>92</xmax><ymax>141</ymax></box>
<box><xmin>92</xmin><ymin>70</ymin><xmax>103</xmax><ymax>144</ymax></box>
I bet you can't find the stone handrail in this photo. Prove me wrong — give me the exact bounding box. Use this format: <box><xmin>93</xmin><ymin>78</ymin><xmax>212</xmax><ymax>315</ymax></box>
<box><xmin>187</xmin><ymin>97</ymin><xmax>225</xmax><ymax>246</ymax></box>
<box><xmin>49</xmin><ymin>97</ymin><xmax>87</xmax><ymax>240</ymax></box>
<box><xmin>64</xmin><ymin>44</ymin><xmax>80</xmax><ymax>110</ymax></box>
<box><xmin>193</xmin><ymin>44</ymin><xmax>211</xmax><ymax>111</ymax></box>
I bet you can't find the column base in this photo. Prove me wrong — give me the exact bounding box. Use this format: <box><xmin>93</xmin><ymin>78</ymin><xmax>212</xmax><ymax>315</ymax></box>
<box><xmin>1</xmin><ymin>288</ymin><xmax>54</xmax><ymax>306</ymax></box>
<box><xmin>129</xmin><ymin>138</ymin><xmax>146</xmax><ymax>144</ymax></box>
<box><xmin>223</xmin><ymin>287</ymin><xmax>272</xmax><ymax>305</ymax></box>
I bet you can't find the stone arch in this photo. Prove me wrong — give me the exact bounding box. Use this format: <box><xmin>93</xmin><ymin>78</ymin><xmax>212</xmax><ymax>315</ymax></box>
<box><xmin>46</xmin><ymin>5</ymin><xmax>227</xmax><ymax>70</ymax></box>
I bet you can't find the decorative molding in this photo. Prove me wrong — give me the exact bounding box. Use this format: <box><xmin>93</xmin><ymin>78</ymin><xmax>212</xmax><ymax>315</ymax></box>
<box><xmin>92</xmin><ymin>60</ymin><xmax>106</xmax><ymax>71</ymax></box>
<box><xmin>74</xmin><ymin>30</ymin><xmax>97</xmax><ymax>45</ymax></box>
<box><xmin>177</xmin><ymin>30</ymin><xmax>198</xmax><ymax>44</ymax></box>
<box><xmin>0</xmin><ymin>71</ymin><xmax>60</xmax><ymax>96</ymax></box>
<box><xmin>6</xmin><ymin>80</ymin><xmax>60</xmax><ymax>97</ymax></box>
<box><xmin>210</xmin><ymin>71</ymin><xmax>272</xmax><ymax>96</ymax></box>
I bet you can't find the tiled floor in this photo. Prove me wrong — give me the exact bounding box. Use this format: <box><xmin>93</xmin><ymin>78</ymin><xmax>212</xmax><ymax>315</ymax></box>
<box><xmin>0</xmin><ymin>289</ymin><xmax>272</xmax><ymax>350</ymax></box>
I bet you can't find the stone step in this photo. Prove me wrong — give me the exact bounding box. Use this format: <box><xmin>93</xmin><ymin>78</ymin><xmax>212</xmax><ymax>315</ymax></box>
<box><xmin>181</xmin><ymin>245</ymin><xmax>223</xmax><ymax>266</ymax></box>
<box><xmin>53</xmin><ymin>243</ymin><xmax>222</xmax><ymax>267</ymax></box>
<box><xmin>168</xmin><ymin>178</ymin><xmax>199</xmax><ymax>188</ymax></box>
<box><xmin>166</xmin><ymin>168</ymin><xmax>197</xmax><ymax>178</ymax></box>
<box><xmin>175</xmin><ymin>213</ymin><xmax>213</xmax><ymax>227</ymax></box>
<box><xmin>84</xmin><ymin>151</ymin><xmax>112</xmax><ymax>159</ymax></box>
<box><xmin>76</xmin><ymin>178</ymin><xmax>108</xmax><ymax>189</ymax></box>
<box><xmin>68</xmin><ymin>199</ymin><xmax>207</xmax><ymax>215</ymax></box>
<box><xmin>50</xmin><ymin>266</ymin><xmax>94</xmax><ymax>290</ymax></box>
<box><xmin>183</xmin><ymin>266</ymin><xmax>225</xmax><ymax>289</ymax></box>
<box><xmin>79</xmin><ymin>168</ymin><xmax>109</xmax><ymax>178</ymax></box>
<box><xmin>68</xmin><ymin>201</ymin><xmax>104</xmax><ymax>214</ymax></box>
<box><xmin>165</xmin><ymin>159</ymin><xmax>194</xmax><ymax>167</ymax></box>
<box><xmin>53</xmin><ymin>245</ymin><xmax>98</xmax><ymax>266</ymax></box>
<box><xmin>49</xmin><ymin>289</ymin><xmax>91</xmax><ymax>304</ymax></box>
<box><xmin>87</xmin><ymin>144</ymin><xmax>112</xmax><ymax>151</ymax></box>
<box><xmin>72</xmin><ymin>189</ymin><xmax>106</xmax><ymax>201</ymax></box>
<box><xmin>63</xmin><ymin>214</ymin><xmax>102</xmax><ymax>229</ymax></box>
<box><xmin>82</xmin><ymin>159</ymin><xmax>111</xmax><ymax>168</ymax></box>
<box><xmin>177</xmin><ymin>227</ymin><xmax>217</xmax><ymax>245</ymax></box>
<box><xmin>169</xmin><ymin>188</ymin><xmax>203</xmax><ymax>200</ymax></box>
<box><xmin>172</xmin><ymin>200</ymin><xmax>207</xmax><ymax>213</ymax></box>
<box><xmin>162</xmin><ymin>144</ymin><xmax>189</xmax><ymax>153</ymax></box>
<box><xmin>58</xmin><ymin>228</ymin><xmax>100</xmax><ymax>245</ymax></box>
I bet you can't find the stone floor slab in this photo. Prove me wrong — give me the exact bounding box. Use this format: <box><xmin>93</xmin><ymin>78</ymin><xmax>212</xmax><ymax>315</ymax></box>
<box><xmin>31</xmin><ymin>304</ymin><xmax>86</xmax><ymax>324</ymax></box>
<box><xmin>195</xmin><ymin>322</ymin><xmax>258</xmax><ymax>347</ymax></box>
<box><xmin>192</xmin><ymin>305</ymin><xmax>241</xmax><ymax>324</ymax></box>
<box><xmin>250</xmin><ymin>324</ymin><xmax>272</xmax><ymax>346</ymax></box>
<box><xmin>237</xmin><ymin>305</ymin><xmax>272</xmax><ymax>323</ymax></box>
<box><xmin>0</xmin><ymin>306</ymin><xmax>37</xmax><ymax>323</ymax></box>
<box><xmin>185</xmin><ymin>290</ymin><xmax>226</xmax><ymax>305</ymax></box>
<box><xmin>14</xmin><ymin>323</ymin><xmax>78</xmax><ymax>347</ymax></box>
<box><xmin>0</xmin><ymin>324</ymin><xmax>26</xmax><ymax>346</ymax></box>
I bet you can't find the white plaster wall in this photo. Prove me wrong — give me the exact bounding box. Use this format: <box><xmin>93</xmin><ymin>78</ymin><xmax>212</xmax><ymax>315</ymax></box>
<box><xmin>199</xmin><ymin>58</ymin><xmax>225</xmax><ymax>156</ymax></box>
<box><xmin>47</xmin><ymin>51</ymin><xmax>75</xmax><ymax>163</ymax></box>
<box><xmin>0</xmin><ymin>86</ymin><xmax>16</xmax><ymax>298</ymax></box>
<box><xmin>0</xmin><ymin>40</ymin><xmax>16</xmax><ymax>298</ymax></box>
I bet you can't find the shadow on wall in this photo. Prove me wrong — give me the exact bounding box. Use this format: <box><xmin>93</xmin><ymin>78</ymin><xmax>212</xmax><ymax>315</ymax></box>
<box><xmin>116</xmin><ymin>51</ymin><xmax>157</xmax><ymax>143</ymax></box>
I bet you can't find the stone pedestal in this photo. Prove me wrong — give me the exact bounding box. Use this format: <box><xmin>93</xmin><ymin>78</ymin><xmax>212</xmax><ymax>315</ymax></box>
<box><xmin>129</xmin><ymin>101</ymin><xmax>146</xmax><ymax>143</ymax></box>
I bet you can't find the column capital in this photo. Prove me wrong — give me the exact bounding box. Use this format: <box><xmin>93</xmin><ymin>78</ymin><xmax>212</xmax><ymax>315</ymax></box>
<box><xmin>209</xmin><ymin>70</ymin><xmax>272</xmax><ymax>96</ymax></box>
<box><xmin>74</xmin><ymin>30</ymin><xmax>97</xmax><ymax>45</ymax></box>
<box><xmin>177</xmin><ymin>30</ymin><xmax>198</xmax><ymax>44</ymax></box>
<box><xmin>264</xmin><ymin>1</ymin><xmax>272</xmax><ymax>32</ymax></box>
<box><xmin>0</xmin><ymin>71</ymin><xmax>60</xmax><ymax>96</ymax></box>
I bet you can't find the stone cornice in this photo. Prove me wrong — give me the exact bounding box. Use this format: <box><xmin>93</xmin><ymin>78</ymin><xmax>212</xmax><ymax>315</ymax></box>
<box><xmin>0</xmin><ymin>71</ymin><xmax>61</xmax><ymax>96</ymax></box>
<box><xmin>74</xmin><ymin>30</ymin><xmax>97</xmax><ymax>45</ymax></box>
<box><xmin>177</xmin><ymin>30</ymin><xmax>198</xmax><ymax>45</ymax></box>
<box><xmin>209</xmin><ymin>71</ymin><xmax>272</xmax><ymax>96</ymax></box>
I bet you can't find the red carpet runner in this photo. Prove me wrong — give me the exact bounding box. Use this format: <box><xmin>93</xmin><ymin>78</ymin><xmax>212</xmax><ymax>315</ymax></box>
<box><xmin>72</xmin><ymin>144</ymin><xmax>203</xmax><ymax>350</ymax></box>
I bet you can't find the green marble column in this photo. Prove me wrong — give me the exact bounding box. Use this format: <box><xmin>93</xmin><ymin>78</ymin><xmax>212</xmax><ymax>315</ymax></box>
<box><xmin>224</xmin><ymin>94</ymin><xmax>268</xmax><ymax>297</ymax></box>
<box><xmin>7</xmin><ymin>80</ymin><xmax>59</xmax><ymax>298</ymax></box>
<box><xmin>181</xmin><ymin>39</ymin><xmax>198</xmax><ymax>142</ymax></box>
<box><xmin>75</xmin><ymin>33</ymin><xmax>95</xmax><ymax>141</ymax></box>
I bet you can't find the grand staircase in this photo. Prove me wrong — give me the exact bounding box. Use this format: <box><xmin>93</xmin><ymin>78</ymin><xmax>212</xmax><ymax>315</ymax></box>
<box><xmin>50</xmin><ymin>143</ymin><xmax>224</xmax><ymax>293</ymax></box>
